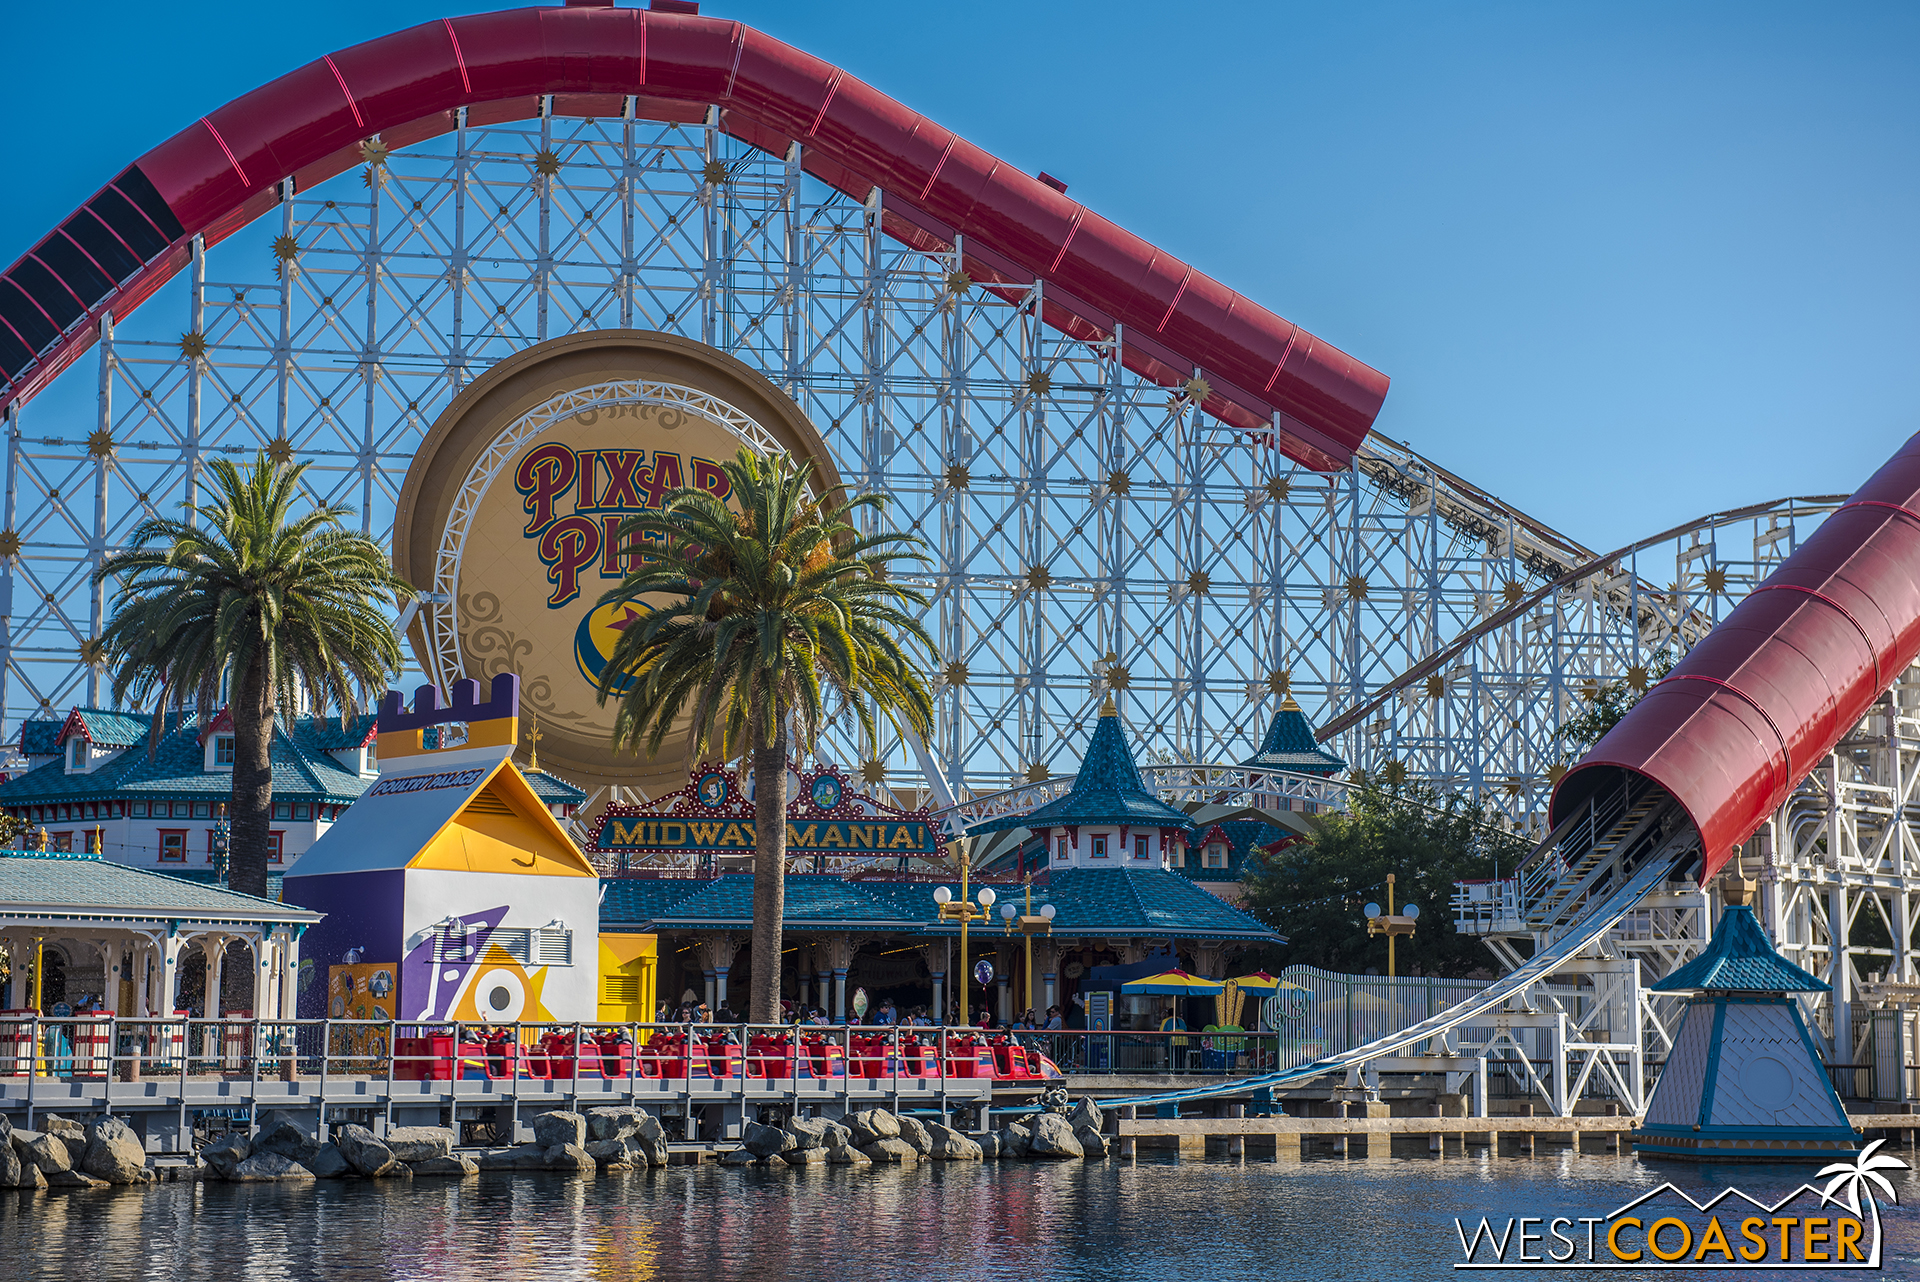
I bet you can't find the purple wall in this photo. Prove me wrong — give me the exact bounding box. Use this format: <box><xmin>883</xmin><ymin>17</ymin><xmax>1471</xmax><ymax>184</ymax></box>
<box><xmin>284</xmin><ymin>870</ymin><xmax>406</xmax><ymax>1019</ymax></box>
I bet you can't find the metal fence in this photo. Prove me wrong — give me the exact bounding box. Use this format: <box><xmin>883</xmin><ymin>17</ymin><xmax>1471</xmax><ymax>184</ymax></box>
<box><xmin>1262</xmin><ymin>966</ymin><xmax>1495</xmax><ymax>1071</ymax></box>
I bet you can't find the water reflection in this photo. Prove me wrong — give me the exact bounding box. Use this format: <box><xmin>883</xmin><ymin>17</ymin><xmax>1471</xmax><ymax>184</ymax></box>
<box><xmin>4</xmin><ymin>1152</ymin><xmax>1918</xmax><ymax>1281</ymax></box>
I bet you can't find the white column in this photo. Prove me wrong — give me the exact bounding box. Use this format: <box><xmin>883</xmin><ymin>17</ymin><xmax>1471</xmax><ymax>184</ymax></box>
<box><xmin>161</xmin><ymin>937</ymin><xmax>182</xmax><ymax>1014</ymax></box>
<box><xmin>280</xmin><ymin>932</ymin><xmax>301</xmax><ymax>1022</ymax></box>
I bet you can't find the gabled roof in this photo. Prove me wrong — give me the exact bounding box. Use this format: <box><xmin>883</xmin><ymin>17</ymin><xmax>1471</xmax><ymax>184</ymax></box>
<box><xmin>1652</xmin><ymin>904</ymin><xmax>1827</xmax><ymax>993</ymax></box>
<box><xmin>1244</xmin><ymin>697</ymin><xmax>1348</xmax><ymax>775</ymax></box>
<box><xmin>285</xmin><ymin>748</ymin><xmax>592</xmax><ymax>878</ymax></box>
<box><xmin>0</xmin><ymin>851</ymin><xmax>319</xmax><ymax>924</ymax></box>
<box><xmin>597</xmin><ymin>867</ymin><xmax>1280</xmax><ymax>943</ymax></box>
<box><xmin>19</xmin><ymin>719</ymin><xmax>62</xmax><ymax>757</ymax></box>
<box><xmin>60</xmin><ymin>708</ymin><xmax>153</xmax><ymax>749</ymax></box>
<box><xmin>291</xmin><ymin>713</ymin><xmax>380</xmax><ymax>754</ymax></box>
<box><xmin>971</xmin><ymin>702</ymin><xmax>1197</xmax><ymax>835</ymax></box>
<box><xmin>0</xmin><ymin>710</ymin><xmax>373</xmax><ymax>805</ymax></box>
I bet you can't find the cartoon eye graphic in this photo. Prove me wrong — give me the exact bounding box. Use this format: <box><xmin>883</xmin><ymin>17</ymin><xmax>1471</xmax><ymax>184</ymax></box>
<box><xmin>475</xmin><ymin>968</ymin><xmax>526</xmax><ymax>1023</ymax></box>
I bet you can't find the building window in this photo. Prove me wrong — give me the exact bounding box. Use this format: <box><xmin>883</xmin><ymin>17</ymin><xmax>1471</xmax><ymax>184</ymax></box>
<box><xmin>1054</xmin><ymin>838</ymin><xmax>1069</xmax><ymax>866</ymax></box>
<box><xmin>1170</xmin><ymin>843</ymin><xmax>1186</xmax><ymax>869</ymax></box>
<box><xmin>192</xmin><ymin>801</ymin><xmax>210</xmax><ymax>819</ymax></box>
<box><xmin>49</xmin><ymin>832</ymin><xmax>71</xmax><ymax>853</ymax></box>
<box><xmin>68</xmin><ymin>739</ymin><xmax>85</xmax><ymax>769</ymax></box>
<box><xmin>294</xmin><ymin>804</ymin><xmax>310</xmax><ymax>821</ymax></box>
<box><xmin>1134</xmin><ymin>835</ymin><xmax>1150</xmax><ymax>860</ymax></box>
<box><xmin>1091</xmin><ymin>836</ymin><xmax>1108</xmax><ymax>859</ymax></box>
<box><xmin>273</xmin><ymin>803</ymin><xmax>292</xmax><ymax>821</ymax></box>
<box><xmin>1203</xmin><ymin>841</ymin><xmax>1229</xmax><ymax>870</ymax></box>
<box><xmin>159</xmin><ymin>831</ymin><xmax>186</xmax><ymax>863</ymax></box>
<box><xmin>131</xmin><ymin>801</ymin><xmax>148</xmax><ymax>818</ymax></box>
<box><xmin>267</xmin><ymin>831</ymin><xmax>284</xmax><ymax>863</ymax></box>
<box><xmin>214</xmin><ymin>735</ymin><xmax>235</xmax><ymax>766</ymax></box>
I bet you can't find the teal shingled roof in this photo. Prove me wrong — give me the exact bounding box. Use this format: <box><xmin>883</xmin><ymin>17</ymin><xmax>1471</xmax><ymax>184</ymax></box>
<box><xmin>18</xmin><ymin>719</ymin><xmax>62</xmax><ymax>757</ymax></box>
<box><xmin>64</xmin><ymin>708</ymin><xmax>154</xmax><ymax>749</ymax></box>
<box><xmin>1243</xmin><ymin>698</ymin><xmax>1347</xmax><ymax>775</ymax></box>
<box><xmin>524</xmin><ymin>769</ymin><xmax>588</xmax><ymax>806</ymax></box>
<box><xmin>597</xmin><ymin>867</ymin><xmax>1280</xmax><ymax>943</ymax></box>
<box><xmin>1651</xmin><ymin>904</ymin><xmax>1827</xmax><ymax>993</ymax></box>
<box><xmin>0</xmin><ymin>851</ymin><xmax>319</xmax><ymax>922</ymax></box>
<box><xmin>0</xmin><ymin>711</ymin><xmax>373</xmax><ymax>805</ymax></box>
<box><xmin>970</xmin><ymin>707</ymin><xmax>1197</xmax><ymax>836</ymax></box>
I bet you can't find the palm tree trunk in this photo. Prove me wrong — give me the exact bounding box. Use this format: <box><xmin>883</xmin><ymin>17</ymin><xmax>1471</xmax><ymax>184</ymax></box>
<box><xmin>228</xmin><ymin>653</ymin><xmax>275</xmax><ymax>899</ymax></box>
<box><xmin>749</xmin><ymin>715</ymin><xmax>790</xmax><ymax>1024</ymax></box>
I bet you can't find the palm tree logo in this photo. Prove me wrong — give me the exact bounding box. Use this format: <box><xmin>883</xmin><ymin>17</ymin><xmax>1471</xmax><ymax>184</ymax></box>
<box><xmin>1818</xmin><ymin>1138</ymin><xmax>1908</xmax><ymax>1218</ymax></box>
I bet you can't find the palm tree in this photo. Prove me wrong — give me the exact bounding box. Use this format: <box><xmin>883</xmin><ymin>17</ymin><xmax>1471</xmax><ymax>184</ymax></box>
<box><xmin>593</xmin><ymin>447</ymin><xmax>936</xmax><ymax>1022</ymax></box>
<box><xmin>1819</xmin><ymin>1138</ymin><xmax>1907</xmax><ymax>1217</ymax></box>
<box><xmin>95</xmin><ymin>453</ymin><xmax>410</xmax><ymax>897</ymax></box>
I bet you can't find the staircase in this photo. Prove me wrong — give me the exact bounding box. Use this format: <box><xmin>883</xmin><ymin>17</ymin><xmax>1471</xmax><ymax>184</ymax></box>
<box><xmin>1452</xmin><ymin>779</ymin><xmax>1682</xmax><ymax>938</ymax></box>
<box><xmin>1523</xmin><ymin>783</ymin><xmax>1676</xmax><ymax>931</ymax></box>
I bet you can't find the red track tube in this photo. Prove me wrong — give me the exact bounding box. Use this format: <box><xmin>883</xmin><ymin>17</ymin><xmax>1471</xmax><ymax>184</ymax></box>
<box><xmin>1554</xmin><ymin>432</ymin><xmax>1920</xmax><ymax>882</ymax></box>
<box><xmin>0</xmin><ymin>7</ymin><xmax>1387</xmax><ymax>468</ymax></box>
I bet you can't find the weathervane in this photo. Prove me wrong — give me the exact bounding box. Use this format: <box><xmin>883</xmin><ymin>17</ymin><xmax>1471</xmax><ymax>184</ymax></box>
<box><xmin>525</xmin><ymin>717</ymin><xmax>542</xmax><ymax>773</ymax></box>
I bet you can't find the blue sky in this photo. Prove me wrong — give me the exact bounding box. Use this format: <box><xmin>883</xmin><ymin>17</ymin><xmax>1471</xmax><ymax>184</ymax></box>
<box><xmin>4</xmin><ymin>0</ymin><xmax>1915</xmax><ymax>550</ymax></box>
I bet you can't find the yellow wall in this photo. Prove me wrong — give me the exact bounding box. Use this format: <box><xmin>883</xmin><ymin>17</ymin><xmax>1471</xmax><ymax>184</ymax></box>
<box><xmin>598</xmin><ymin>933</ymin><xmax>658</xmax><ymax>1025</ymax></box>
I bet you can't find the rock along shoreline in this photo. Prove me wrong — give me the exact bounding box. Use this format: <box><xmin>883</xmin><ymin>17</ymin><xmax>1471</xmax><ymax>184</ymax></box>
<box><xmin>0</xmin><ymin>1098</ymin><xmax>1110</xmax><ymax>1190</ymax></box>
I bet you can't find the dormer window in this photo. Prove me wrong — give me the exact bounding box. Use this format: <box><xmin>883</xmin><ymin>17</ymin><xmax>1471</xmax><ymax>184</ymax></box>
<box><xmin>1203</xmin><ymin>838</ymin><xmax>1229</xmax><ymax>870</ymax></box>
<box><xmin>1091</xmin><ymin>836</ymin><xmax>1108</xmax><ymax>859</ymax></box>
<box><xmin>215</xmin><ymin>736</ymin><xmax>236</xmax><ymax>767</ymax></box>
<box><xmin>68</xmin><ymin>739</ymin><xmax>85</xmax><ymax>770</ymax></box>
<box><xmin>1134</xmin><ymin>835</ymin><xmax>1150</xmax><ymax>860</ymax></box>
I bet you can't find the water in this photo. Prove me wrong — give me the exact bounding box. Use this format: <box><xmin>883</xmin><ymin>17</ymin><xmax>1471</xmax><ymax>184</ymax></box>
<box><xmin>5</xmin><ymin>1152</ymin><xmax>1920</xmax><ymax>1280</ymax></box>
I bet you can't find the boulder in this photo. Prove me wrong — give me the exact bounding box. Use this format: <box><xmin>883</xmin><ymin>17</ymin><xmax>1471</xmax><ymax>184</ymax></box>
<box><xmin>252</xmin><ymin>1119</ymin><xmax>321</xmax><ymax>1168</ymax></box>
<box><xmin>42</xmin><ymin>1116</ymin><xmax>87</xmax><ymax>1166</ymax></box>
<box><xmin>0</xmin><ymin>1137</ymin><xmax>21</xmax><ymax>1187</ymax></box>
<box><xmin>781</xmin><ymin>1145</ymin><xmax>827</xmax><ymax>1167</ymax></box>
<box><xmin>384</xmin><ymin>1127</ymin><xmax>456</xmax><ymax>1163</ymax></box>
<box><xmin>199</xmin><ymin>1134</ymin><xmax>248</xmax><ymax>1180</ymax></box>
<box><xmin>307</xmin><ymin>1144</ymin><xmax>351</xmax><ymax>1179</ymax></box>
<box><xmin>998</xmin><ymin>1124</ymin><xmax>1032</xmax><ymax>1159</ymax></box>
<box><xmin>784</xmin><ymin>1116</ymin><xmax>835</xmax><ymax>1150</ymax></box>
<box><xmin>1026</xmin><ymin>1114</ymin><xmax>1083</xmax><ymax>1159</ymax></box>
<box><xmin>896</xmin><ymin>1116</ymin><xmax>934</xmax><ymax>1155</ymax></box>
<box><xmin>1075</xmin><ymin>1126</ymin><xmax>1108</xmax><ymax>1159</ymax></box>
<box><xmin>858</xmin><ymin>1137</ymin><xmax>920</xmax><ymax>1163</ymax></box>
<box><xmin>825</xmin><ymin>1141</ymin><xmax>872</xmax><ymax>1166</ymax></box>
<box><xmin>532</xmin><ymin>1111</ymin><xmax>587</xmax><ymax>1149</ymax></box>
<box><xmin>22</xmin><ymin>1130</ymin><xmax>74</xmax><ymax>1176</ymax></box>
<box><xmin>331</xmin><ymin>1124</ymin><xmax>397</xmax><ymax>1178</ymax></box>
<box><xmin>545</xmin><ymin>1142</ymin><xmax>597</xmax><ymax>1174</ymax></box>
<box><xmin>923</xmin><ymin>1120</ymin><xmax>969</xmax><ymax>1147</ymax></box>
<box><xmin>476</xmin><ymin>1144</ymin><xmax>550</xmax><ymax>1171</ymax></box>
<box><xmin>932</xmin><ymin>1136</ymin><xmax>984</xmax><ymax>1160</ymax></box>
<box><xmin>976</xmin><ymin>1131</ymin><xmax>1002</xmax><ymax>1160</ymax></box>
<box><xmin>719</xmin><ymin>1148</ymin><xmax>762</xmax><ymax>1166</ymax></box>
<box><xmin>410</xmin><ymin>1154</ymin><xmax>479</xmax><ymax>1177</ymax></box>
<box><xmin>17</xmin><ymin>1164</ymin><xmax>45</xmax><ymax>1190</ymax></box>
<box><xmin>741</xmin><ymin>1121</ymin><xmax>796</xmax><ymax>1159</ymax></box>
<box><xmin>1071</xmin><ymin>1098</ymin><xmax>1104</xmax><ymax>1133</ymax></box>
<box><xmin>586</xmin><ymin>1107</ymin><xmax>650</xmax><ymax>1144</ymax></box>
<box><xmin>230</xmin><ymin>1152</ymin><xmax>316</xmax><ymax>1182</ymax></box>
<box><xmin>845</xmin><ymin>1109</ymin><xmax>900</xmax><ymax>1147</ymax></box>
<box><xmin>45</xmin><ymin>1168</ymin><xmax>108</xmax><ymax>1189</ymax></box>
<box><xmin>640</xmin><ymin>1136</ymin><xmax>671</xmax><ymax>1168</ymax></box>
<box><xmin>81</xmin><ymin>1117</ymin><xmax>148</xmax><ymax>1185</ymax></box>
<box><xmin>586</xmin><ymin>1138</ymin><xmax>650</xmax><ymax>1169</ymax></box>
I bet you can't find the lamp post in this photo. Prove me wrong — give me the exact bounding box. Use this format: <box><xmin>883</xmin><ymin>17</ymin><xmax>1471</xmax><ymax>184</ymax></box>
<box><xmin>1363</xmin><ymin>873</ymin><xmax>1420</xmax><ymax>980</ymax></box>
<box><xmin>1000</xmin><ymin>875</ymin><xmax>1057</xmax><ymax>1014</ymax></box>
<box><xmin>932</xmin><ymin>855</ymin><xmax>995</xmax><ymax>1024</ymax></box>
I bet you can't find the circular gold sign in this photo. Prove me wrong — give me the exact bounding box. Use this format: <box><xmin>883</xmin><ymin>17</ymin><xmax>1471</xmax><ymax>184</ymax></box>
<box><xmin>394</xmin><ymin>331</ymin><xmax>841</xmax><ymax>800</ymax></box>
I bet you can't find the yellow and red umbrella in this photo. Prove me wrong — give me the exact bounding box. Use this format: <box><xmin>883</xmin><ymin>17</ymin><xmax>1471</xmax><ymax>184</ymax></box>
<box><xmin>1227</xmin><ymin>971</ymin><xmax>1307</xmax><ymax>995</ymax></box>
<box><xmin>1121</xmin><ymin>969</ymin><xmax>1225</xmax><ymax>996</ymax></box>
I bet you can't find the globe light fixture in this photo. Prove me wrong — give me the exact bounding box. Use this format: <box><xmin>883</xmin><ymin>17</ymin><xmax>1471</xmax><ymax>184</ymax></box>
<box><xmin>978</xmin><ymin>887</ymin><xmax>996</xmax><ymax>908</ymax></box>
<box><xmin>1039</xmin><ymin>903</ymin><xmax>1057</xmax><ymax>921</ymax></box>
<box><xmin>1000</xmin><ymin>902</ymin><xmax>1017</xmax><ymax>922</ymax></box>
<box><xmin>933</xmin><ymin>886</ymin><xmax>952</xmax><ymax>905</ymax></box>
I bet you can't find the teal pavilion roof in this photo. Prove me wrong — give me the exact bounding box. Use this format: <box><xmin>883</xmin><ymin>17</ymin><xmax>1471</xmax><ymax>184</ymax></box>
<box><xmin>969</xmin><ymin>701</ymin><xmax>1197</xmax><ymax>836</ymax></box>
<box><xmin>1243</xmin><ymin>697</ymin><xmax>1347</xmax><ymax>775</ymax></box>
<box><xmin>1651</xmin><ymin>904</ymin><xmax>1827</xmax><ymax>994</ymax></box>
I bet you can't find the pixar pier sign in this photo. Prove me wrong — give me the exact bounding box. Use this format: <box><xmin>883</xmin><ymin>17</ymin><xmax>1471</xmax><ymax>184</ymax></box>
<box><xmin>514</xmin><ymin>442</ymin><xmax>732</xmax><ymax>607</ymax></box>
